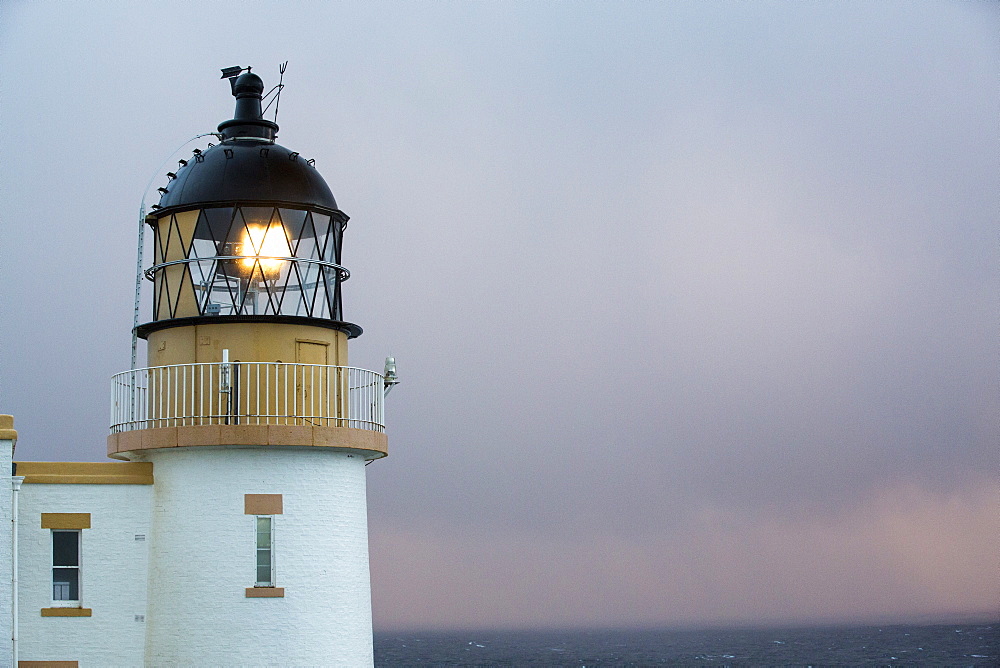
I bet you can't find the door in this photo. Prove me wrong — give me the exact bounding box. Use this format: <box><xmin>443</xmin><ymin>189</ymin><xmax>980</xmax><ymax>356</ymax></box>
<box><xmin>296</xmin><ymin>341</ymin><xmax>330</xmax><ymax>425</ymax></box>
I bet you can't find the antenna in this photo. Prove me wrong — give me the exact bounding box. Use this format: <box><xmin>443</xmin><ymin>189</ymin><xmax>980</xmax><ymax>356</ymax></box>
<box><xmin>131</xmin><ymin>131</ymin><xmax>221</xmax><ymax>372</ymax></box>
<box><xmin>263</xmin><ymin>61</ymin><xmax>288</xmax><ymax>123</ymax></box>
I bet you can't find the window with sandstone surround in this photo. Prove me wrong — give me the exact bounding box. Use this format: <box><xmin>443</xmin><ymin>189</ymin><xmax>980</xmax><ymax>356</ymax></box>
<box><xmin>245</xmin><ymin>494</ymin><xmax>284</xmax><ymax>597</ymax></box>
<box><xmin>40</xmin><ymin>513</ymin><xmax>93</xmax><ymax>616</ymax></box>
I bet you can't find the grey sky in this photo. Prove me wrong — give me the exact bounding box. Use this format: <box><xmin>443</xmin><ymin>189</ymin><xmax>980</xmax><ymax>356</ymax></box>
<box><xmin>1</xmin><ymin>1</ymin><xmax>997</xmax><ymax>630</ymax></box>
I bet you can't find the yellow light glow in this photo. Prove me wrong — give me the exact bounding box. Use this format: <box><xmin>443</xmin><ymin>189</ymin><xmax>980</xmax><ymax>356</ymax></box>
<box><xmin>239</xmin><ymin>224</ymin><xmax>290</xmax><ymax>278</ymax></box>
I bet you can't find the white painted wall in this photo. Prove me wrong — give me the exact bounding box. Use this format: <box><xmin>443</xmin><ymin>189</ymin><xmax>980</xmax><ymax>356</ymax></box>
<box><xmin>139</xmin><ymin>446</ymin><xmax>374</xmax><ymax>667</ymax></box>
<box><xmin>0</xmin><ymin>438</ymin><xmax>13</xmax><ymax>668</ymax></box>
<box><xmin>16</xmin><ymin>482</ymin><xmax>151</xmax><ymax>667</ymax></box>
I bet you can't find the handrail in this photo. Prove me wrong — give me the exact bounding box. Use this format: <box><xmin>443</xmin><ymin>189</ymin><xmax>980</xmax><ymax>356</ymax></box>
<box><xmin>111</xmin><ymin>362</ymin><xmax>384</xmax><ymax>434</ymax></box>
<box><xmin>143</xmin><ymin>256</ymin><xmax>351</xmax><ymax>281</ymax></box>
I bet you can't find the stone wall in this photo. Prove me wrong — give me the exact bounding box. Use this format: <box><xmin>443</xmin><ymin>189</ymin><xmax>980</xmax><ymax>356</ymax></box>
<box><xmin>140</xmin><ymin>446</ymin><xmax>374</xmax><ymax>666</ymax></box>
<box><xmin>16</xmin><ymin>481</ymin><xmax>151</xmax><ymax>666</ymax></box>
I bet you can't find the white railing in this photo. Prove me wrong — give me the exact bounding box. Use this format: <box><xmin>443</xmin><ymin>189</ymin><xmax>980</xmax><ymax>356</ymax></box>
<box><xmin>111</xmin><ymin>362</ymin><xmax>385</xmax><ymax>434</ymax></box>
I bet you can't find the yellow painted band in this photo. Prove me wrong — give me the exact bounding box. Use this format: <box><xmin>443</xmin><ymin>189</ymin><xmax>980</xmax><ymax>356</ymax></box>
<box><xmin>108</xmin><ymin>425</ymin><xmax>387</xmax><ymax>459</ymax></box>
<box><xmin>245</xmin><ymin>494</ymin><xmax>283</xmax><ymax>515</ymax></box>
<box><xmin>17</xmin><ymin>462</ymin><xmax>153</xmax><ymax>485</ymax></box>
<box><xmin>245</xmin><ymin>587</ymin><xmax>285</xmax><ymax>598</ymax></box>
<box><xmin>40</xmin><ymin>513</ymin><xmax>91</xmax><ymax>529</ymax></box>
<box><xmin>40</xmin><ymin>608</ymin><xmax>92</xmax><ymax>617</ymax></box>
<box><xmin>0</xmin><ymin>414</ymin><xmax>16</xmax><ymax>441</ymax></box>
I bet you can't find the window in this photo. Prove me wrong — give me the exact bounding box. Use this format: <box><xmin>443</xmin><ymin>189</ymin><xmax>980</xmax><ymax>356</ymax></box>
<box><xmin>40</xmin><ymin>513</ymin><xmax>92</xmax><ymax>615</ymax></box>
<box><xmin>255</xmin><ymin>516</ymin><xmax>274</xmax><ymax>587</ymax></box>
<box><xmin>244</xmin><ymin>494</ymin><xmax>283</xmax><ymax>597</ymax></box>
<box><xmin>52</xmin><ymin>530</ymin><xmax>80</xmax><ymax>605</ymax></box>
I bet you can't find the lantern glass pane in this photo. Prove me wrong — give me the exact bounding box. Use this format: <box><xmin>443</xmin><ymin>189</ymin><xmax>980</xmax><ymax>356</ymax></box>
<box><xmin>151</xmin><ymin>205</ymin><xmax>345</xmax><ymax>322</ymax></box>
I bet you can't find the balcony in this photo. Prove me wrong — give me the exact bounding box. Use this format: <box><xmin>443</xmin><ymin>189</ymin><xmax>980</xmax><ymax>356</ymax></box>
<box><xmin>110</xmin><ymin>362</ymin><xmax>386</xmax><ymax>434</ymax></box>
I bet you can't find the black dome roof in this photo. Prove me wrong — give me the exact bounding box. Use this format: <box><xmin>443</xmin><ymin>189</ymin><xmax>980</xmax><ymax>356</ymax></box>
<box><xmin>155</xmin><ymin>70</ymin><xmax>339</xmax><ymax>213</ymax></box>
<box><xmin>157</xmin><ymin>140</ymin><xmax>339</xmax><ymax>211</ymax></box>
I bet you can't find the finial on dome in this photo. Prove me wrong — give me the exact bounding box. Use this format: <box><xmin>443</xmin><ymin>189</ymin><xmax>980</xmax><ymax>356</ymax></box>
<box><xmin>217</xmin><ymin>65</ymin><xmax>278</xmax><ymax>141</ymax></box>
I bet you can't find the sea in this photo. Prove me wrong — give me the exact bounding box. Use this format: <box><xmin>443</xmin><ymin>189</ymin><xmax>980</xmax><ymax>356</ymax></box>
<box><xmin>374</xmin><ymin>623</ymin><xmax>998</xmax><ymax>666</ymax></box>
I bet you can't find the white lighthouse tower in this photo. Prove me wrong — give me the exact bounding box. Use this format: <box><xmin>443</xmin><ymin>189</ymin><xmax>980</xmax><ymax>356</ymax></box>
<box><xmin>106</xmin><ymin>68</ymin><xmax>390</xmax><ymax>666</ymax></box>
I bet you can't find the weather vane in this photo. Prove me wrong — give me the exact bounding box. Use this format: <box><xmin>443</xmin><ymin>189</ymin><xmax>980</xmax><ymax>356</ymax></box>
<box><xmin>220</xmin><ymin>63</ymin><xmax>288</xmax><ymax>125</ymax></box>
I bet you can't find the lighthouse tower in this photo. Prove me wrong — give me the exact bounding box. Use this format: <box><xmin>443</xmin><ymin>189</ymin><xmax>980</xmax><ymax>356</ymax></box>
<box><xmin>107</xmin><ymin>69</ymin><xmax>388</xmax><ymax>665</ymax></box>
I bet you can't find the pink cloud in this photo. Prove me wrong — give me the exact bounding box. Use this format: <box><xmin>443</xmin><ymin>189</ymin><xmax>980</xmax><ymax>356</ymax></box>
<box><xmin>370</xmin><ymin>479</ymin><xmax>1000</xmax><ymax>630</ymax></box>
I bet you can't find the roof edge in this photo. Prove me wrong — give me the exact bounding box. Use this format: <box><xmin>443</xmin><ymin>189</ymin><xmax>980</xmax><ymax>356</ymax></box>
<box><xmin>14</xmin><ymin>461</ymin><xmax>154</xmax><ymax>485</ymax></box>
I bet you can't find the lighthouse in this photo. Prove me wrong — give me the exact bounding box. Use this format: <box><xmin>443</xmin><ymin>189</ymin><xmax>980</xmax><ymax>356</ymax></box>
<box><xmin>102</xmin><ymin>68</ymin><xmax>389</xmax><ymax>665</ymax></box>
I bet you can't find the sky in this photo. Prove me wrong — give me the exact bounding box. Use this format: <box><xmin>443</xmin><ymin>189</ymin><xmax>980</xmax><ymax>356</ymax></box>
<box><xmin>1</xmin><ymin>1</ymin><xmax>997</xmax><ymax>631</ymax></box>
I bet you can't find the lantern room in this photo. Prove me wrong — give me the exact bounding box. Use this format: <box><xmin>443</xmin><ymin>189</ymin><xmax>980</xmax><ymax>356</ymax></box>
<box><xmin>138</xmin><ymin>69</ymin><xmax>360</xmax><ymax>341</ymax></box>
<box><xmin>108</xmin><ymin>67</ymin><xmax>389</xmax><ymax>459</ymax></box>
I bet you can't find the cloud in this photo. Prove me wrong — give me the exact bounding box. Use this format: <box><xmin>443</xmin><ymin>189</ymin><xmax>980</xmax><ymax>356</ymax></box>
<box><xmin>2</xmin><ymin>0</ymin><xmax>997</xmax><ymax>630</ymax></box>
<box><xmin>371</xmin><ymin>478</ymin><xmax>1000</xmax><ymax>630</ymax></box>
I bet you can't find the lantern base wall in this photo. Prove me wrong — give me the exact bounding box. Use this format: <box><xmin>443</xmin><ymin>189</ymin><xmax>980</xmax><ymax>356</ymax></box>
<box><xmin>147</xmin><ymin>321</ymin><xmax>349</xmax><ymax>368</ymax></box>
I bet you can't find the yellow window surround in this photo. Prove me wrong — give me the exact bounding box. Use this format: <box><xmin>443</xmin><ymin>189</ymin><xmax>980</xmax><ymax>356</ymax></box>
<box><xmin>40</xmin><ymin>513</ymin><xmax>90</xmax><ymax>530</ymax></box>
<box><xmin>40</xmin><ymin>608</ymin><xmax>92</xmax><ymax>617</ymax></box>
<box><xmin>244</xmin><ymin>493</ymin><xmax>283</xmax><ymax>515</ymax></box>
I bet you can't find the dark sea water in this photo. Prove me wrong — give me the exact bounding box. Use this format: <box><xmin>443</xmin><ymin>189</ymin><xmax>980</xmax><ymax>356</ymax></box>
<box><xmin>375</xmin><ymin>623</ymin><xmax>998</xmax><ymax>666</ymax></box>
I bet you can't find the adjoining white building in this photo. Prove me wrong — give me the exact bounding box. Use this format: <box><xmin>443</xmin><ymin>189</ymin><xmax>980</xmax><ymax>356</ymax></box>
<box><xmin>3</xmin><ymin>68</ymin><xmax>394</xmax><ymax>667</ymax></box>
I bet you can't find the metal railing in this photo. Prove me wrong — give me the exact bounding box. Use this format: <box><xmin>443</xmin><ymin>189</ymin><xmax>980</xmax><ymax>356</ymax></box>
<box><xmin>110</xmin><ymin>362</ymin><xmax>385</xmax><ymax>434</ymax></box>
